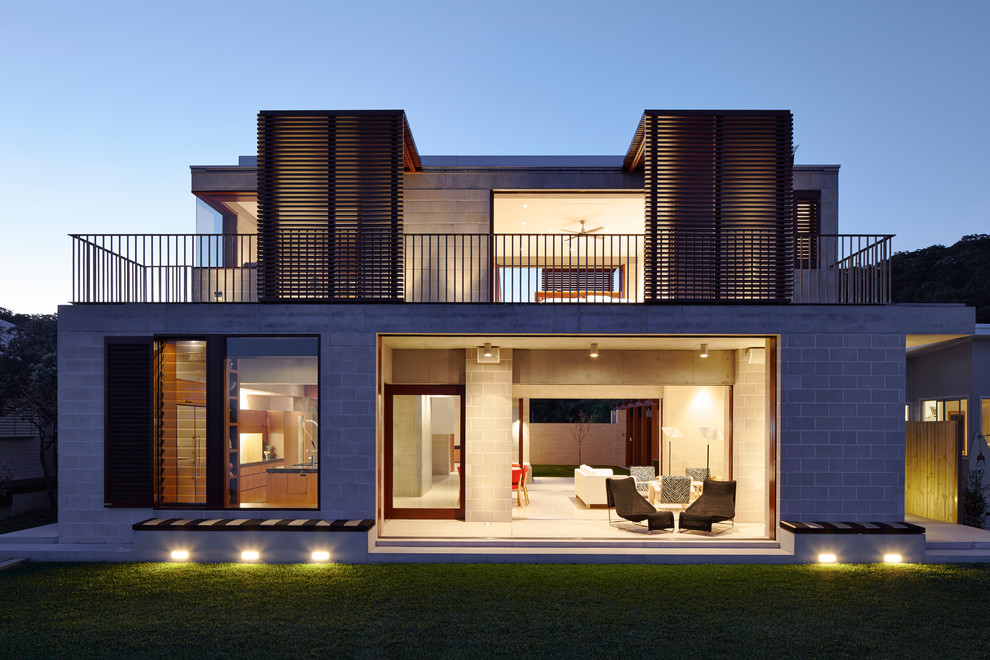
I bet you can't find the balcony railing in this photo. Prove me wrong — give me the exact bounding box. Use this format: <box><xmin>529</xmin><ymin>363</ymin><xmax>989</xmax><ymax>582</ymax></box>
<box><xmin>70</xmin><ymin>232</ymin><xmax>893</xmax><ymax>305</ymax></box>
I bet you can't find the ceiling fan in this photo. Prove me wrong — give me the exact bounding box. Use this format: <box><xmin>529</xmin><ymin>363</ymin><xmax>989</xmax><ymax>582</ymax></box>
<box><xmin>562</xmin><ymin>219</ymin><xmax>604</xmax><ymax>240</ymax></box>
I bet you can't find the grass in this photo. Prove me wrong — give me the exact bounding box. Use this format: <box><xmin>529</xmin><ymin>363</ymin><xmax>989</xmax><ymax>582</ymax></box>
<box><xmin>0</xmin><ymin>507</ymin><xmax>56</xmax><ymax>535</ymax></box>
<box><xmin>532</xmin><ymin>464</ymin><xmax>630</xmax><ymax>478</ymax></box>
<box><xmin>3</xmin><ymin>562</ymin><xmax>990</xmax><ymax>658</ymax></box>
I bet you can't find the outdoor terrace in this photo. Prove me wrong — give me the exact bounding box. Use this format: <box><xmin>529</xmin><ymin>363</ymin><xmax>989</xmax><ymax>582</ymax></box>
<box><xmin>70</xmin><ymin>231</ymin><xmax>893</xmax><ymax>305</ymax></box>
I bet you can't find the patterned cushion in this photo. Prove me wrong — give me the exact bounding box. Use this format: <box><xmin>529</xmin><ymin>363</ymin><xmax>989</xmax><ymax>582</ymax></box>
<box><xmin>685</xmin><ymin>467</ymin><xmax>710</xmax><ymax>482</ymax></box>
<box><xmin>660</xmin><ymin>475</ymin><xmax>691</xmax><ymax>504</ymax></box>
<box><xmin>630</xmin><ymin>466</ymin><xmax>655</xmax><ymax>492</ymax></box>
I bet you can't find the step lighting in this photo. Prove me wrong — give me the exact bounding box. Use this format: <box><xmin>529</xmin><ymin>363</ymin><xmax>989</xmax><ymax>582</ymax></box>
<box><xmin>241</xmin><ymin>550</ymin><xmax>260</xmax><ymax>561</ymax></box>
<box><xmin>311</xmin><ymin>551</ymin><xmax>330</xmax><ymax>561</ymax></box>
<box><xmin>818</xmin><ymin>553</ymin><xmax>837</xmax><ymax>563</ymax></box>
<box><xmin>170</xmin><ymin>550</ymin><xmax>189</xmax><ymax>561</ymax></box>
<box><xmin>884</xmin><ymin>553</ymin><xmax>903</xmax><ymax>563</ymax></box>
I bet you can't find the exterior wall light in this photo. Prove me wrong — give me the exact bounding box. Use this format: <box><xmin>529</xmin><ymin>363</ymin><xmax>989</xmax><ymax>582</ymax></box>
<box><xmin>700</xmin><ymin>343</ymin><xmax>709</xmax><ymax>358</ymax></box>
<box><xmin>170</xmin><ymin>550</ymin><xmax>189</xmax><ymax>561</ymax></box>
<box><xmin>241</xmin><ymin>550</ymin><xmax>260</xmax><ymax>561</ymax></box>
<box><xmin>312</xmin><ymin>551</ymin><xmax>331</xmax><ymax>561</ymax></box>
<box><xmin>818</xmin><ymin>553</ymin><xmax>837</xmax><ymax>563</ymax></box>
<box><xmin>884</xmin><ymin>554</ymin><xmax>903</xmax><ymax>563</ymax></box>
<box><xmin>483</xmin><ymin>342</ymin><xmax>492</xmax><ymax>357</ymax></box>
<box><xmin>590</xmin><ymin>343</ymin><xmax>599</xmax><ymax>358</ymax></box>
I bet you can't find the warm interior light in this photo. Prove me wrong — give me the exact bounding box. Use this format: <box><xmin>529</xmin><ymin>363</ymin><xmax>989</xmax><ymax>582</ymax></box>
<box><xmin>818</xmin><ymin>553</ymin><xmax>837</xmax><ymax>563</ymax></box>
<box><xmin>311</xmin><ymin>551</ymin><xmax>330</xmax><ymax>561</ymax></box>
<box><xmin>170</xmin><ymin>550</ymin><xmax>189</xmax><ymax>560</ymax></box>
<box><xmin>884</xmin><ymin>553</ymin><xmax>903</xmax><ymax>563</ymax></box>
<box><xmin>700</xmin><ymin>343</ymin><xmax>709</xmax><ymax>358</ymax></box>
<box><xmin>241</xmin><ymin>550</ymin><xmax>260</xmax><ymax>561</ymax></box>
<box><xmin>483</xmin><ymin>342</ymin><xmax>492</xmax><ymax>358</ymax></box>
<box><xmin>590</xmin><ymin>343</ymin><xmax>599</xmax><ymax>358</ymax></box>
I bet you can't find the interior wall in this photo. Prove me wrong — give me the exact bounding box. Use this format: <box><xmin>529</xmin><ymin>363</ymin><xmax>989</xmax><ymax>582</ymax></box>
<box><xmin>733</xmin><ymin>349</ymin><xmax>768</xmax><ymax>525</ymax></box>
<box><xmin>661</xmin><ymin>386</ymin><xmax>729</xmax><ymax>479</ymax></box>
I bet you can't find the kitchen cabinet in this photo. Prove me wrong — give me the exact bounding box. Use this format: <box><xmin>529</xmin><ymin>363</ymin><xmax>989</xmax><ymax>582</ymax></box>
<box><xmin>267</xmin><ymin>470</ymin><xmax>317</xmax><ymax>508</ymax></box>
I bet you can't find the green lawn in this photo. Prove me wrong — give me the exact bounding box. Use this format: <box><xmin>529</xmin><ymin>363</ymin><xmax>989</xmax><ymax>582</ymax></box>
<box><xmin>2</xmin><ymin>562</ymin><xmax>989</xmax><ymax>657</ymax></box>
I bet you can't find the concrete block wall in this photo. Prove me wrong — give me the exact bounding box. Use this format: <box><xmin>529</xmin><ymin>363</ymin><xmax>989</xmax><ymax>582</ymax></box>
<box><xmin>56</xmin><ymin>305</ymin><xmax>380</xmax><ymax>545</ymax></box>
<box><xmin>779</xmin><ymin>333</ymin><xmax>906</xmax><ymax>521</ymax></box>
<box><xmin>526</xmin><ymin>420</ymin><xmax>626</xmax><ymax>466</ymax></box>
<box><xmin>733</xmin><ymin>351</ymin><xmax>768</xmax><ymax>525</ymax></box>
<box><xmin>58</xmin><ymin>327</ymin><xmax>146</xmax><ymax>544</ymax></box>
<box><xmin>464</xmin><ymin>348</ymin><xmax>514</xmax><ymax>522</ymax></box>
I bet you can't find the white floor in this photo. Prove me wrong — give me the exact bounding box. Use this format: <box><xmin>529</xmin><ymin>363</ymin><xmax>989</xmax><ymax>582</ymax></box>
<box><xmin>393</xmin><ymin>472</ymin><xmax>460</xmax><ymax>509</ymax></box>
<box><xmin>382</xmin><ymin>476</ymin><xmax>769</xmax><ymax>543</ymax></box>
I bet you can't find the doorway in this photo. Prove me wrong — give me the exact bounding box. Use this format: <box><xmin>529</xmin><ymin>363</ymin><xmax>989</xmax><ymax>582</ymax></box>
<box><xmin>384</xmin><ymin>384</ymin><xmax>465</xmax><ymax>519</ymax></box>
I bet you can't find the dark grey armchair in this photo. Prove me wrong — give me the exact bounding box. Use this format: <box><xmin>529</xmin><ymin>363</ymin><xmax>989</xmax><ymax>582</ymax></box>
<box><xmin>679</xmin><ymin>479</ymin><xmax>736</xmax><ymax>534</ymax></box>
<box><xmin>605</xmin><ymin>477</ymin><xmax>674</xmax><ymax>533</ymax></box>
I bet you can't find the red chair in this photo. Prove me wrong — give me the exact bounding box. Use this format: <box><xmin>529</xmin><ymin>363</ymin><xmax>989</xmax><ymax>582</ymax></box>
<box><xmin>511</xmin><ymin>464</ymin><xmax>530</xmax><ymax>506</ymax></box>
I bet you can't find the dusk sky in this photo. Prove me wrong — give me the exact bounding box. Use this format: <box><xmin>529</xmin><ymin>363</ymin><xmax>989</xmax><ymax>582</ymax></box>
<box><xmin>1</xmin><ymin>0</ymin><xmax>987</xmax><ymax>314</ymax></box>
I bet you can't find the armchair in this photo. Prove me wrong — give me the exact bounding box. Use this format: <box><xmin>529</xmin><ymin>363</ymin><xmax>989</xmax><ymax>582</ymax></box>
<box><xmin>679</xmin><ymin>479</ymin><xmax>736</xmax><ymax>534</ymax></box>
<box><xmin>605</xmin><ymin>477</ymin><xmax>674</xmax><ymax>533</ymax></box>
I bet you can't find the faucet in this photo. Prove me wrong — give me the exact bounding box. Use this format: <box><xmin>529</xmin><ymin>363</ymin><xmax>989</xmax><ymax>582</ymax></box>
<box><xmin>303</xmin><ymin>419</ymin><xmax>318</xmax><ymax>466</ymax></box>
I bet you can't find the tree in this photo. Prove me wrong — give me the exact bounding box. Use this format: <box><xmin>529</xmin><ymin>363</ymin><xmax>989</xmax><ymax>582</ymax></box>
<box><xmin>0</xmin><ymin>311</ymin><xmax>58</xmax><ymax>510</ymax></box>
<box><xmin>892</xmin><ymin>234</ymin><xmax>990</xmax><ymax>322</ymax></box>
<box><xmin>568</xmin><ymin>410</ymin><xmax>594</xmax><ymax>465</ymax></box>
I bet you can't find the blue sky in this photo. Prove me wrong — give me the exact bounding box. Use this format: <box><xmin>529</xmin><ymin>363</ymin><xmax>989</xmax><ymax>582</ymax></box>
<box><xmin>1</xmin><ymin>0</ymin><xmax>988</xmax><ymax>314</ymax></box>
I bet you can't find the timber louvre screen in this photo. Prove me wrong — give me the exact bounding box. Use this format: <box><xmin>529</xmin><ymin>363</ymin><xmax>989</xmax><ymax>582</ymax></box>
<box><xmin>257</xmin><ymin>111</ymin><xmax>411</xmax><ymax>301</ymax></box>
<box><xmin>634</xmin><ymin>110</ymin><xmax>793</xmax><ymax>302</ymax></box>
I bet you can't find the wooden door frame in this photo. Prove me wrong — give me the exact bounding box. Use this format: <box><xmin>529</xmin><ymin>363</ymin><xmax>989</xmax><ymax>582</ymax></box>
<box><xmin>384</xmin><ymin>384</ymin><xmax>466</xmax><ymax>520</ymax></box>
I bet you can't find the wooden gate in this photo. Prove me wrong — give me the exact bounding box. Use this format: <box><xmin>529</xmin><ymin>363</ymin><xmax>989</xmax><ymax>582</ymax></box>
<box><xmin>905</xmin><ymin>421</ymin><xmax>958</xmax><ymax>523</ymax></box>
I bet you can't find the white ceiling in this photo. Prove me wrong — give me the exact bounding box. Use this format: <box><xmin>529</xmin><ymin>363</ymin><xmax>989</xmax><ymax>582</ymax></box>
<box><xmin>381</xmin><ymin>335</ymin><xmax>767</xmax><ymax>351</ymax></box>
<box><xmin>493</xmin><ymin>192</ymin><xmax>644</xmax><ymax>235</ymax></box>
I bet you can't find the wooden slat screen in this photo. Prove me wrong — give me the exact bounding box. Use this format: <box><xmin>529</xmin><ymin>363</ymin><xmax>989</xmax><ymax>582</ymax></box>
<box><xmin>257</xmin><ymin>111</ymin><xmax>407</xmax><ymax>301</ymax></box>
<box><xmin>105</xmin><ymin>339</ymin><xmax>153</xmax><ymax>507</ymax></box>
<box><xmin>541</xmin><ymin>268</ymin><xmax>617</xmax><ymax>293</ymax></box>
<box><xmin>905</xmin><ymin>420</ymin><xmax>958</xmax><ymax>523</ymax></box>
<box><xmin>793</xmin><ymin>190</ymin><xmax>821</xmax><ymax>268</ymax></box>
<box><xmin>640</xmin><ymin>111</ymin><xmax>793</xmax><ymax>302</ymax></box>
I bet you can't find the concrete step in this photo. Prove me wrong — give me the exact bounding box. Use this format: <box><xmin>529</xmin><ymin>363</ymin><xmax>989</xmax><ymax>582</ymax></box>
<box><xmin>0</xmin><ymin>557</ymin><xmax>30</xmax><ymax>571</ymax></box>
<box><xmin>376</xmin><ymin>537</ymin><xmax>780</xmax><ymax>550</ymax></box>
<box><xmin>369</xmin><ymin>544</ymin><xmax>795</xmax><ymax>564</ymax></box>
<box><xmin>927</xmin><ymin>540</ymin><xmax>990</xmax><ymax>551</ymax></box>
<box><xmin>0</xmin><ymin>543</ymin><xmax>134</xmax><ymax>562</ymax></box>
<box><xmin>925</xmin><ymin>549</ymin><xmax>990</xmax><ymax>563</ymax></box>
<box><xmin>0</xmin><ymin>524</ymin><xmax>59</xmax><ymax>545</ymax></box>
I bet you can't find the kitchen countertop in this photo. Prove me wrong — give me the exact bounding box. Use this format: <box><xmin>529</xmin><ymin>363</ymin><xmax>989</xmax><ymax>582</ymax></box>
<box><xmin>266</xmin><ymin>463</ymin><xmax>318</xmax><ymax>473</ymax></box>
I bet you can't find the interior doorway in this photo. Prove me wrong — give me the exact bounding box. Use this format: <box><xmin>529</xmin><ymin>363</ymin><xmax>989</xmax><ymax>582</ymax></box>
<box><xmin>384</xmin><ymin>384</ymin><xmax>465</xmax><ymax>519</ymax></box>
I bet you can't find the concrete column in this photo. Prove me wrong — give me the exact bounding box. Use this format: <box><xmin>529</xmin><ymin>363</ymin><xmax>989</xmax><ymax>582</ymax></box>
<box><xmin>464</xmin><ymin>348</ymin><xmax>513</xmax><ymax>522</ymax></box>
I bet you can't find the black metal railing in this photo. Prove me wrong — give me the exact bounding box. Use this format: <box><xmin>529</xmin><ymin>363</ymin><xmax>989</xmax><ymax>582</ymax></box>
<box><xmin>404</xmin><ymin>233</ymin><xmax>643</xmax><ymax>303</ymax></box>
<box><xmin>71</xmin><ymin>234</ymin><xmax>258</xmax><ymax>303</ymax></box>
<box><xmin>792</xmin><ymin>234</ymin><xmax>894</xmax><ymax>304</ymax></box>
<box><xmin>71</xmin><ymin>232</ymin><xmax>893</xmax><ymax>304</ymax></box>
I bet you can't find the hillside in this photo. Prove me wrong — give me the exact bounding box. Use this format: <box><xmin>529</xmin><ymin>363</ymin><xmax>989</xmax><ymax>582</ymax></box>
<box><xmin>891</xmin><ymin>234</ymin><xmax>990</xmax><ymax>322</ymax></box>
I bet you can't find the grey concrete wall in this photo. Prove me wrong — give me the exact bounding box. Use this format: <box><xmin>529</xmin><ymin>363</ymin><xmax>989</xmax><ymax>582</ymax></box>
<box><xmin>778</xmin><ymin>332</ymin><xmax>907</xmax><ymax>521</ymax></box>
<box><xmin>58</xmin><ymin>301</ymin><xmax>974</xmax><ymax>543</ymax></box>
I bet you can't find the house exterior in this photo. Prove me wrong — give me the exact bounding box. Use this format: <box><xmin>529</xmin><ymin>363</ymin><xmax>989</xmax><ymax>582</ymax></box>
<box><xmin>53</xmin><ymin>109</ymin><xmax>977</xmax><ymax>563</ymax></box>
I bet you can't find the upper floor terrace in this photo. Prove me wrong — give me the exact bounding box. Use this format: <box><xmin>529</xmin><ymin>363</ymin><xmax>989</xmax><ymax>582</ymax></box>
<box><xmin>69</xmin><ymin>109</ymin><xmax>894</xmax><ymax>306</ymax></box>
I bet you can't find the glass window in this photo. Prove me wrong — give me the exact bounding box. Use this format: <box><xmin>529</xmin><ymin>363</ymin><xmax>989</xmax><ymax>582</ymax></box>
<box><xmin>155</xmin><ymin>340</ymin><xmax>207</xmax><ymax>506</ymax></box>
<box><xmin>226</xmin><ymin>337</ymin><xmax>319</xmax><ymax>509</ymax></box>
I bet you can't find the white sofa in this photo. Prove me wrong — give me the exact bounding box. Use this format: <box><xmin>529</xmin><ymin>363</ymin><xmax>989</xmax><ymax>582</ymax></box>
<box><xmin>574</xmin><ymin>465</ymin><xmax>625</xmax><ymax>506</ymax></box>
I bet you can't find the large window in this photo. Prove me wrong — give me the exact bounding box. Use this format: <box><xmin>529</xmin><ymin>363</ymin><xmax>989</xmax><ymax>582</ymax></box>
<box><xmin>154</xmin><ymin>336</ymin><xmax>319</xmax><ymax>510</ymax></box>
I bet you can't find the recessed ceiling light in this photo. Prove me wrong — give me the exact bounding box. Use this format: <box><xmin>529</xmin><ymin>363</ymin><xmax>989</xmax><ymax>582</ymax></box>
<box><xmin>522</xmin><ymin>204</ymin><xmax>528</xmax><ymax>208</ymax></box>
